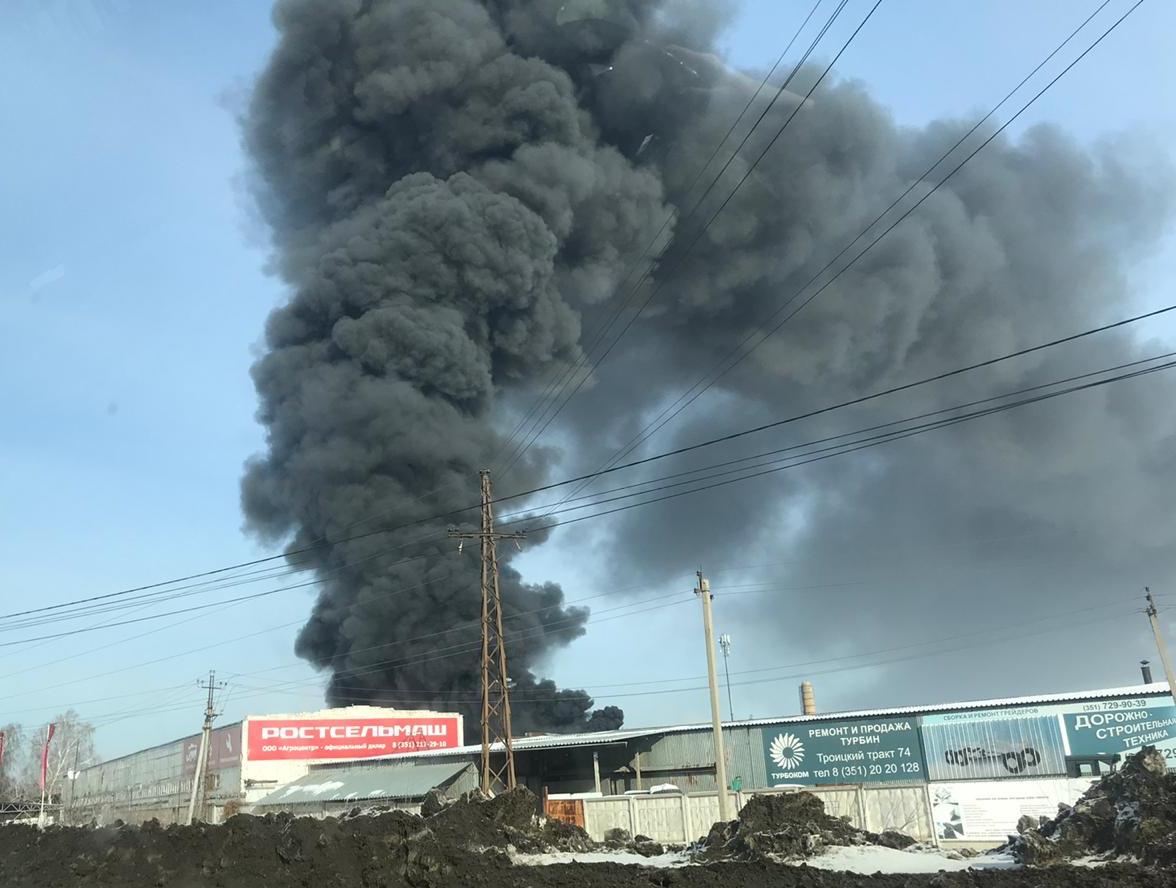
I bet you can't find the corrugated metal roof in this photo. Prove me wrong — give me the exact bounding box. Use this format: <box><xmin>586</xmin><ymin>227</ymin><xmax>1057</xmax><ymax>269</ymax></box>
<box><xmin>254</xmin><ymin>761</ymin><xmax>472</xmax><ymax>807</ymax></box>
<box><xmin>366</xmin><ymin>681</ymin><xmax>1175</xmax><ymax>762</ymax></box>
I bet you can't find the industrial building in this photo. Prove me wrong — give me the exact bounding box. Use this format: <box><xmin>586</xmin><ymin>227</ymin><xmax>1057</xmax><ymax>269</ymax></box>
<box><xmin>71</xmin><ymin>682</ymin><xmax>1176</xmax><ymax>844</ymax></box>
<box><xmin>69</xmin><ymin>706</ymin><xmax>463</xmax><ymax>825</ymax></box>
<box><xmin>327</xmin><ymin>680</ymin><xmax>1176</xmax><ymax>843</ymax></box>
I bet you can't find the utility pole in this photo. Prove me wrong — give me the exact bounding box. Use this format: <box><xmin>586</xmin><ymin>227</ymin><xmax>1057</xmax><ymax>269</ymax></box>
<box><xmin>719</xmin><ymin>634</ymin><xmax>735</xmax><ymax>722</ymax></box>
<box><xmin>448</xmin><ymin>470</ymin><xmax>525</xmax><ymax>795</ymax></box>
<box><xmin>185</xmin><ymin>670</ymin><xmax>226</xmax><ymax>825</ymax></box>
<box><xmin>696</xmin><ymin>570</ymin><xmax>732</xmax><ymax>822</ymax></box>
<box><xmin>1144</xmin><ymin>588</ymin><xmax>1176</xmax><ymax>708</ymax></box>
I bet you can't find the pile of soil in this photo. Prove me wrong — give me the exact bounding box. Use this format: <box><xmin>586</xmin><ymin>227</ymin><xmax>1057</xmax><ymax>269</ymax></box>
<box><xmin>0</xmin><ymin>786</ymin><xmax>594</xmax><ymax>888</ymax></box>
<box><xmin>3</xmin><ymin>786</ymin><xmax>1175</xmax><ymax>886</ymax></box>
<box><xmin>695</xmin><ymin>791</ymin><xmax>915</xmax><ymax>862</ymax></box>
<box><xmin>1011</xmin><ymin>745</ymin><xmax>1176</xmax><ymax>867</ymax></box>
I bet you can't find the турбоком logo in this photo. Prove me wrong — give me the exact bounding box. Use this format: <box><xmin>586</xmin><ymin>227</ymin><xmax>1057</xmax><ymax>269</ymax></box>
<box><xmin>769</xmin><ymin>732</ymin><xmax>806</xmax><ymax>769</ymax></box>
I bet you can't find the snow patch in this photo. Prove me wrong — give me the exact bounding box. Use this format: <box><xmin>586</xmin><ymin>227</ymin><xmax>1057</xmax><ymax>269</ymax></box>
<box><xmin>806</xmin><ymin>846</ymin><xmax>1020</xmax><ymax>874</ymax></box>
<box><xmin>512</xmin><ymin>850</ymin><xmax>690</xmax><ymax>867</ymax></box>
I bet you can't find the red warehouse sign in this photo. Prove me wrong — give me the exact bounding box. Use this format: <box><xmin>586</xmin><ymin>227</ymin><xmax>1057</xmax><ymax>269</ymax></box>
<box><xmin>246</xmin><ymin>716</ymin><xmax>462</xmax><ymax>761</ymax></box>
<box><xmin>183</xmin><ymin>724</ymin><xmax>242</xmax><ymax>776</ymax></box>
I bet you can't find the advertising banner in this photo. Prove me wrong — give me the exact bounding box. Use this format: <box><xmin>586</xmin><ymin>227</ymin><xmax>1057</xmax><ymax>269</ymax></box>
<box><xmin>920</xmin><ymin>711</ymin><xmax>1066</xmax><ymax>780</ymax></box>
<box><xmin>930</xmin><ymin>779</ymin><xmax>1091</xmax><ymax>841</ymax></box>
<box><xmin>1062</xmin><ymin>698</ymin><xmax>1176</xmax><ymax>765</ymax></box>
<box><xmin>761</xmin><ymin>717</ymin><xmax>924</xmax><ymax>785</ymax></box>
<box><xmin>183</xmin><ymin>724</ymin><xmax>243</xmax><ymax>777</ymax></box>
<box><xmin>246</xmin><ymin>716</ymin><xmax>462</xmax><ymax>762</ymax></box>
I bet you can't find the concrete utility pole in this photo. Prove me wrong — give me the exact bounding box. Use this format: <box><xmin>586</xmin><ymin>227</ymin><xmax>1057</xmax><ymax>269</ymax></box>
<box><xmin>449</xmin><ymin>471</ymin><xmax>525</xmax><ymax>795</ymax></box>
<box><xmin>1144</xmin><ymin>588</ymin><xmax>1176</xmax><ymax>708</ymax></box>
<box><xmin>696</xmin><ymin>571</ymin><xmax>732</xmax><ymax>822</ymax></box>
<box><xmin>185</xmin><ymin>670</ymin><xmax>225</xmax><ymax>825</ymax></box>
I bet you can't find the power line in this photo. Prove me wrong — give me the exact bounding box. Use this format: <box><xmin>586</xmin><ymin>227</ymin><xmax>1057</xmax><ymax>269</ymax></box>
<box><xmin>488</xmin><ymin>351</ymin><xmax>1176</xmax><ymax>526</ymax></box>
<box><xmin>498</xmin><ymin>0</ymin><xmax>877</xmax><ymax>477</ymax></box>
<box><xmin>494</xmin><ymin>0</ymin><xmax>839</xmax><ymax>476</ymax></box>
<box><xmin>546</xmin><ymin>0</ymin><xmax>1141</xmax><ymax>514</ymax></box>
<box><xmin>219</xmin><ymin>605</ymin><xmax>1140</xmax><ymax>707</ymax></box>
<box><xmin>0</xmin><ymin>549</ymin><xmax>436</xmax><ymax>648</ymax></box>
<box><xmin>499</xmin><ymin>300</ymin><xmax>1176</xmax><ymax>510</ymax></box>
<box><xmin>25</xmin><ymin>296</ymin><xmax>1175</xmax><ymax>631</ymax></box>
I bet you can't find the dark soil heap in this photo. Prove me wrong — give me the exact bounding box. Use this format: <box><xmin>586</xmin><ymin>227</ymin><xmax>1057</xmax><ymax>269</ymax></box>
<box><xmin>0</xmin><ymin>786</ymin><xmax>595</xmax><ymax>888</ymax></box>
<box><xmin>1010</xmin><ymin>745</ymin><xmax>1176</xmax><ymax>867</ymax></box>
<box><xmin>2</xmin><ymin>786</ymin><xmax>1176</xmax><ymax>887</ymax></box>
<box><xmin>696</xmin><ymin>791</ymin><xmax>914</xmax><ymax>862</ymax></box>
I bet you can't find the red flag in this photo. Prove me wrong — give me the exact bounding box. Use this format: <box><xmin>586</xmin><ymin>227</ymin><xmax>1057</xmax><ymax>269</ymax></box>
<box><xmin>39</xmin><ymin>724</ymin><xmax>56</xmax><ymax>791</ymax></box>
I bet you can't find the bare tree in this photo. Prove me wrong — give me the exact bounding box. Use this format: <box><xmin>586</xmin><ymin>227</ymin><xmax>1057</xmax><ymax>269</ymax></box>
<box><xmin>0</xmin><ymin>723</ymin><xmax>26</xmax><ymax>798</ymax></box>
<box><xmin>21</xmin><ymin>711</ymin><xmax>97</xmax><ymax>802</ymax></box>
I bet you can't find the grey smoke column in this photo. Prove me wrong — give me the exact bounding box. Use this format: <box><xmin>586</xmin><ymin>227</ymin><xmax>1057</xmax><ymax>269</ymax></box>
<box><xmin>241</xmin><ymin>0</ymin><xmax>683</xmax><ymax>734</ymax></box>
<box><xmin>244</xmin><ymin>0</ymin><xmax>1176</xmax><ymax>720</ymax></box>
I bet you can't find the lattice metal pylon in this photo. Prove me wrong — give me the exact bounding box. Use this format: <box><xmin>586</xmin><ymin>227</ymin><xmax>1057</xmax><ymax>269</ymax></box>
<box><xmin>448</xmin><ymin>470</ymin><xmax>525</xmax><ymax>794</ymax></box>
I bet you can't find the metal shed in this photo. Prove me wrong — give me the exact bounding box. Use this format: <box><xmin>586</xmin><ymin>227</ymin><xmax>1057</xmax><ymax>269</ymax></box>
<box><xmin>253</xmin><ymin>761</ymin><xmax>477</xmax><ymax>817</ymax></box>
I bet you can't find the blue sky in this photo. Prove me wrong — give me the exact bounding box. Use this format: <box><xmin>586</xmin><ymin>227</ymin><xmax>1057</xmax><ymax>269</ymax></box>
<box><xmin>2</xmin><ymin>0</ymin><xmax>1174</xmax><ymax>760</ymax></box>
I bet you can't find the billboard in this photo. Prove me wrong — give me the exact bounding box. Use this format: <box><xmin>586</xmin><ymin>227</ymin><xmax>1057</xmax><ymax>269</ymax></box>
<box><xmin>1062</xmin><ymin>698</ymin><xmax>1176</xmax><ymax>765</ymax></box>
<box><xmin>929</xmin><ymin>778</ymin><xmax>1092</xmax><ymax>841</ymax></box>
<box><xmin>182</xmin><ymin>724</ymin><xmax>242</xmax><ymax>777</ymax></box>
<box><xmin>920</xmin><ymin>711</ymin><xmax>1066</xmax><ymax>780</ymax></box>
<box><xmin>761</xmin><ymin>717</ymin><xmax>924</xmax><ymax>785</ymax></box>
<box><xmin>245</xmin><ymin>715</ymin><xmax>462</xmax><ymax>762</ymax></box>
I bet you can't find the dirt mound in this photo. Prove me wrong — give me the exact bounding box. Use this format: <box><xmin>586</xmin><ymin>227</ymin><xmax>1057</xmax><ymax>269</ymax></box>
<box><xmin>696</xmin><ymin>791</ymin><xmax>914</xmax><ymax>862</ymax></box>
<box><xmin>1010</xmin><ymin>745</ymin><xmax>1176</xmax><ymax>867</ymax></box>
<box><xmin>0</xmin><ymin>786</ymin><xmax>600</xmax><ymax>888</ymax></box>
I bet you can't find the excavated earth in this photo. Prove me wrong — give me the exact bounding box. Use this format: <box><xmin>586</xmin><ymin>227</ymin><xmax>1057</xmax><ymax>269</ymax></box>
<box><xmin>1010</xmin><ymin>745</ymin><xmax>1176</xmax><ymax>867</ymax></box>
<box><xmin>0</xmin><ymin>786</ymin><xmax>1172</xmax><ymax>887</ymax></box>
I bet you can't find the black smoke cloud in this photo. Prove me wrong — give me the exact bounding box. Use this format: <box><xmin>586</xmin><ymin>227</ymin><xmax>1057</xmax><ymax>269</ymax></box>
<box><xmin>244</xmin><ymin>0</ymin><xmax>1176</xmax><ymax>727</ymax></box>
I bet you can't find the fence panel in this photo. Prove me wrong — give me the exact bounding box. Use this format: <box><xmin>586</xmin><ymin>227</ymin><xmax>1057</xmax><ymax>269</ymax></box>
<box><xmin>862</xmin><ymin>785</ymin><xmax>932</xmax><ymax>840</ymax></box>
<box><xmin>544</xmin><ymin>798</ymin><xmax>585</xmax><ymax>829</ymax></box>
<box><xmin>582</xmin><ymin>797</ymin><xmax>633</xmax><ymax>839</ymax></box>
<box><xmin>808</xmin><ymin>787</ymin><xmax>862</xmax><ymax>826</ymax></box>
<box><xmin>684</xmin><ymin>794</ymin><xmax>722</xmax><ymax>842</ymax></box>
<box><xmin>636</xmin><ymin>795</ymin><xmax>692</xmax><ymax>842</ymax></box>
<box><xmin>579</xmin><ymin>784</ymin><xmax>934</xmax><ymax>844</ymax></box>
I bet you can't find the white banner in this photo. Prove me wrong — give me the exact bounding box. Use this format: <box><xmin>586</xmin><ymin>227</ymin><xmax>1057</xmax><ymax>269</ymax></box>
<box><xmin>929</xmin><ymin>778</ymin><xmax>1093</xmax><ymax>841</ymax></box>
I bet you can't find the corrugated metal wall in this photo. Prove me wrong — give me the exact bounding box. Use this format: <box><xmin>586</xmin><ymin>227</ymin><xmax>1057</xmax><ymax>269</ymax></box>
<box><xmin>70</xmin><ymin>737</ymin><xmax>241</xmax><ymax>825</ymax></box>
<box><xmin>627</xmin><ymin>725</ymin><xmax>768</xmax><ymax>791</ymax></box>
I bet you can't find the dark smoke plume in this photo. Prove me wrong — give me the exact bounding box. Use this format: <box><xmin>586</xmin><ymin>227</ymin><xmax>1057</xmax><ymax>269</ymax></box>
<box><xmin>244</xmin><ymin>0</ymin><xmax>1175</xmax><ymax>726</ymax></box>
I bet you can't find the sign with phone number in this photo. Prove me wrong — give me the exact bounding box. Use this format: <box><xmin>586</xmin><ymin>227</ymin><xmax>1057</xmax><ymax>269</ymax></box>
<box><xmin>761</xmin><ymin>717</ymin><xmax>924</xmax><ymax>785</ymax></box>
<box><xmin>1063</xmin><ymin>700</ymin><xmax>1176</xmax><ymax>762</ymax></box>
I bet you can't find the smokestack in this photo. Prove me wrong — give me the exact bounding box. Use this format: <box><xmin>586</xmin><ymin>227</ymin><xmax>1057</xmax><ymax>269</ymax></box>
<box><xmin>798</xmin><ymin>681</ymin><xmax>816</xmax><ymax>715</ymax></box>
<box><xmin>1141</xmin><ymin>660</ymin><xmax>1154</xmax><ymax>684</ymax></box>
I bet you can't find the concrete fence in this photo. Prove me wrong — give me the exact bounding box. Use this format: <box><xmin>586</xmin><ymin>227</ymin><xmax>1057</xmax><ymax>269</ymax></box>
<box><xmin>571</xmin><ymin>785</ymin><xmax>934</xmax><ymax>844</ymax></box>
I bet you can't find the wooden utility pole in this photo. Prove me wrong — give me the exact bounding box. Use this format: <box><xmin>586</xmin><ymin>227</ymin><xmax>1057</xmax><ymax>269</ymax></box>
<box><xmin>1144</xmin><ymin>588</ymin><xmax>1176</xmax><ymax>707</ymax></box>
<box><xmin>449</xmin><ymin>470</ymin><xmax>525</xmax><ymax>795</ymax></box>
<box><xmin>185</xmin><ymin>670</ymin><xmax>225</xmax><ymax>824</ymax></box>
<box><xmin>696</xmin><ymin>570</ymin><xmax>732</xmax><ymax>822</ymax></box>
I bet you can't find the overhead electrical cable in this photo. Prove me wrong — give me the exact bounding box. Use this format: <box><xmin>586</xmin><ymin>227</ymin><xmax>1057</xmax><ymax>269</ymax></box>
<box><xmin>25</xmin><ymin>296</ymin><xmax>1175</xmax><ymax>627</ymax></box>
<box><xmin>500</xmin><ymin>0</ymin><xmax>882</xmax><ymax>477</ymax></box>
<box><xmin>555</xmin><ymin>0</ymin><xmax>1143</xmax><ymax>505</ymax></box>
<box><xmin>494</xmin><ymin>0</ymin><xmax>839</xmax><ymax>476</ymax></box>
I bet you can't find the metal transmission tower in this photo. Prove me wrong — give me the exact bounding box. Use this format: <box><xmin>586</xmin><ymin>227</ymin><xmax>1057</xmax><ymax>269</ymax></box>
<box><xmin>448</xmin><ymin>470</ymin><xmax>525</xmax><ymax>795</ymax></box>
